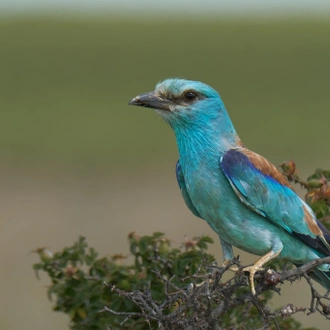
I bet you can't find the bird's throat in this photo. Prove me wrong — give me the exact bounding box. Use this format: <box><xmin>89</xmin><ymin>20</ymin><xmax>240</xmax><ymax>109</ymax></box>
<box><xmin>174</xmin><ymin>124</ymin><xmax>238</xmax><ymax>171</ymax></box>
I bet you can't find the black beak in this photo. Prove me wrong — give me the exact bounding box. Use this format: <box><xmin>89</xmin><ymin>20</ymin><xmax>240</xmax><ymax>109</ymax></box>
<box><xmin>128</xmin><ymin>91</ymin><xmax>173</xmax><ymax>111</ymax></box>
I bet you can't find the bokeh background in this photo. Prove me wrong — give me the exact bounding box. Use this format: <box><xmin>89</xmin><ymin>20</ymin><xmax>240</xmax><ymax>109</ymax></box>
<box><xmin>1</xmin><ymin>1</ymin><xmax>330</xmax><ymax>329</ymax></box>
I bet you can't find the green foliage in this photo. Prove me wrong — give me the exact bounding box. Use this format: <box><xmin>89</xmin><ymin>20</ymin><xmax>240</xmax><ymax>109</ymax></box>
<box><xmin>33</xmin><ymin>234</ymin><xmax>215</xmax><ymax>329</ymax></box>
<box><xmin>34</xmin><ymin>235</ymin><xmax>314</xmax><ymax>330</ymax></box>
<box><xmin>33</xmin><ymin>165</ymin><xmax>330</xmax><ymax>329</ymax></box>
<box><xmin>280</xmin><ymin>162</ymin><xmax>330</xmax><ymax>230</ymax></box>
<box><xmin>306</xmin><ymin>169</ymin><xmax>330</xmax><ymax>225</ymax></box>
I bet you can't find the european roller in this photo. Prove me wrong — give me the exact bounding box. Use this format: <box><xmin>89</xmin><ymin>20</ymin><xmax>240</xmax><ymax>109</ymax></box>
<box><xmin>129</xmin><ymin>78</ymin><xmax>330</xmax><ymax>295</ymax></box>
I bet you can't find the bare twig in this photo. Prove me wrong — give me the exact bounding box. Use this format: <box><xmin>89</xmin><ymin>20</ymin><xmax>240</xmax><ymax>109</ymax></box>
<box><xmin>103</xmin><ymin>255</ymin><xmax>330</xmax><ymax>329</ymax></box>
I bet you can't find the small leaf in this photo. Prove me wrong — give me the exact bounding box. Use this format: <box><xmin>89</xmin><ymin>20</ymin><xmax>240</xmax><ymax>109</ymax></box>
<box><xmin>322</xmin><ymin>170</ymin><xmax>330</xmax><ymax>180</ymax></box>
<box><xmin>152</xmin><ymin>232</ymin><xmax>165</xmax><ymax>239</ymax></box>
<box><xmin>130</xmin><ymin>241</ymin><xmax>137</xmax><ymax>255</ymax></box>
<box><xmin>307</xmin><ymin>179</ymin><xmax>323</xmax><ymax>189</ymax></box>
<box><xmin>138</xmin><ymin>237</ymin><xmax>149</xmax><ymax>255</ymax></box>
<box><xmin>310</xmin><ymin>201</ymin><xmax>329</xmax><ymax>219</ymax></box>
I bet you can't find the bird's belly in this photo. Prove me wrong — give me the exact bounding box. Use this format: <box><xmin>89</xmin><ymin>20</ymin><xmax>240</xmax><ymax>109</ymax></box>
<box><xmin>185</xmin><ymin>173</ymin><xmax>320</xmax><ymax>262</ymax></box>
<box><xmin>186</xmin><ymin>172</ymin><xmax>277</xmax><ymax>256</ymax></box>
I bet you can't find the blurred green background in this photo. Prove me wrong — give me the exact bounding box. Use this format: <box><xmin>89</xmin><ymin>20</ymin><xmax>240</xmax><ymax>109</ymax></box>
<box><xmin>1</xmin><ymin>10</ymin><xmax>330</xmax><ymax>330</ymax></box>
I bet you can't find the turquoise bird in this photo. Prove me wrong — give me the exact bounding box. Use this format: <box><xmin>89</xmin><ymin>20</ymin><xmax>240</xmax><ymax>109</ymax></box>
<box><xmin>129</xmin><ymin>78</ymin><xmax>330</xmax><ymax>295</ymax></box>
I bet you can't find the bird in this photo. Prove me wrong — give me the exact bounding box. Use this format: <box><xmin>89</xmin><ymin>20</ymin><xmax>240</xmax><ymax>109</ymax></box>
<box><xmin>129</xmin><ymin>78</ymin><xmax>330</xmax><ymax>295</ymax></box>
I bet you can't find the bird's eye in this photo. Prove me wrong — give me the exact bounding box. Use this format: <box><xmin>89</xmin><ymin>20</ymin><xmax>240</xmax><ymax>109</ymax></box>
<box><xmin>184</xmin><ymin>91</ymin><xmax>197</xmax><ymax>102</ymax></box>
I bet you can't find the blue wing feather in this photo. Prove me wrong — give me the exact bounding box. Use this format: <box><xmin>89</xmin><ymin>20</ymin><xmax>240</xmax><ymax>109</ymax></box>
<box><xmin>220</xmin><ymin>149</ymin><xmax>330</xmax><ymax>255</ymax></box>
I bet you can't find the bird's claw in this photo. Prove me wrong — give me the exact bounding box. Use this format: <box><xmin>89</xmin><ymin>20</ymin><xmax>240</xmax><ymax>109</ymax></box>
<box><xmin>242</xmin><ymin>265</ymin><xmax>265</xmax><ymax>295</ymax></box>
<box><xmin>189</xmin><ymin>278</ymin><xmax>212</xmax><ymax>295</ymax></box>
<box><xmin>240</xmin><ymin>250</ymin><xmax>281</xmax><ymax>295</ymax></box>
<box><xmin>221</xmin><ymin>259</ymin><xmax>240</xmax><ymax>272</ymax></box>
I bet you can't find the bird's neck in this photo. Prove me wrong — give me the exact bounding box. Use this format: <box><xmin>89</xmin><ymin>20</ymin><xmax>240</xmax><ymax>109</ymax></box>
<box><xmin>173</xmin><ymin>111</ymin><xmax>241</xmax><ymax>171</ymax></box>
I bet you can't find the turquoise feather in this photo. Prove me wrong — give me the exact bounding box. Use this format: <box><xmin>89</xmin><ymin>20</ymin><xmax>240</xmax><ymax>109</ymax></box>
<box><xmin>129</xmin><ymin>78</ymin><xmax>330</xmax><ymax>291</ymax></box>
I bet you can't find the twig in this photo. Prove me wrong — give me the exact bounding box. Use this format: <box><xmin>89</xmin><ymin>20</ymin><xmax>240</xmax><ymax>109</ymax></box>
<box><xmin>104</xmin><ymin>256</ymin><xmax>330</xmax><ymax>329</ymax></box>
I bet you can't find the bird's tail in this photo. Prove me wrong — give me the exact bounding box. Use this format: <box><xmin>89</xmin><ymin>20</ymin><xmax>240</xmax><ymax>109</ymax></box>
<box><xmin>308</xmin><ymin>268</ymin><xmax>330</xmax><ymax>290</ymax></box>
<box><xmin>293</xmin><ymin>258</ymin><xmax>330</xmax><ymax>290</ymax></box>
<box><xmin>307</xmin><ymin>221</ymin><xmax>330</xmax><ymax>289</ymax></box>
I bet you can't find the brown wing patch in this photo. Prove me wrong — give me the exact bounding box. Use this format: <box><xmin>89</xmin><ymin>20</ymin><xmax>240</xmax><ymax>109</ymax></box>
<box><xmin>235</xmin><ymin>138</ymin><xmax>245</xmax><ymax>148</ymax></box>
<box><xmin>302</xmin><ymin>204</ymin><xmax>322</xmax><ymax>236</ymax></box>
<box><xmin>238</xmin><ymin>148</ymin><xmax>292</xmax><ymax>188</ymax></box>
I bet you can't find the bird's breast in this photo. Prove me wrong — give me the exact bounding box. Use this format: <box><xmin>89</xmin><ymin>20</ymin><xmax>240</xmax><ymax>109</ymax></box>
<box><xmin>183</xmin><ymin>161</ymin><xmax>231</xmax><ymax>219</ymax></box>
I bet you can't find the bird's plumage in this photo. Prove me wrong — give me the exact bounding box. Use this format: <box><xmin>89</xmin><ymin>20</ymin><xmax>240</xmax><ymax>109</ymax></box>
<box><xmin>176</xmin><ymin>161</ymin><xmax>202</xmax><ymax>219</ymax></box>
<box><xmin>220</xmin><ymin>148</ymin><xmax>330</xmax><ymax>256</ymax></box>
<box><xmin>129</xmin><ymin>78</ymin><xmax>330</xmax><ymax>293</ymax></box>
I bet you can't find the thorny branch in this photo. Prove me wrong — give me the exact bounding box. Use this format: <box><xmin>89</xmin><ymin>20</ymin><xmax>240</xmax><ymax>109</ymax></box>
<box><xmin>103</xmin><ymin>257</ymin><xmax>330</xmax><ymax>330</ymax></box>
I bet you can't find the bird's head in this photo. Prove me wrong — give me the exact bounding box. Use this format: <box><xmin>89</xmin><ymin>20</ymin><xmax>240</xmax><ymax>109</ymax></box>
<box><xmin>129</xmin><ymin>78</ymin><xmax>226</xmax><ymax>129</ymax></box>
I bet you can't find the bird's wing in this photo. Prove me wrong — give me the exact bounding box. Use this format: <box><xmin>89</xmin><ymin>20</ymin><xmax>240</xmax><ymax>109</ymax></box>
<box><xmin>176</xmin><ymin>160</ymin><xmax>203</xmax><ymax>219</ymax></box>
<box><xmin>220</xmin><ymin>148</ymin><xmax>330</xmax><ymax>255</ymax></box>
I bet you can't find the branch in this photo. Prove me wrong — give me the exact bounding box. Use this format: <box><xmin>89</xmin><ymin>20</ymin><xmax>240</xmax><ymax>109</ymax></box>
<box><xmin>281</xmin><ymin>256</ymin><xmax>330</xmax><ymax>280</ymax></box>
<box><xmin>104</xmin><ymin>257</ymin><xmax>330</xmax><ymax>329</ymax></box>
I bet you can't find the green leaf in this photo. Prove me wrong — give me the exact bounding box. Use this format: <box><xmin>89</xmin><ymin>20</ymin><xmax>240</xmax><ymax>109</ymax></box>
<box><xmin>323</xmin><ymin>170</ymin><xmax>330</xmax><ymax>180</ymax></box>
<box><xmin>138</xmin><ymin>236</ymin><xmax>150</xmax><ymax>255</ymax></box>
<box><xmin>310</xmin><ymin>200</ymin><xmax>329</xmax><ymax>219</ymax></box>
<box><xmin>152</xmin><ymin>232</ymin><xmax>165</xmax><ymax>239</ymax></box>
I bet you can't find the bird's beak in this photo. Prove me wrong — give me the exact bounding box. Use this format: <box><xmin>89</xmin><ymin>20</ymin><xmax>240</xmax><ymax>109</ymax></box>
<box><xmin>128</xmin><ymin>91</ymin><xmax>173</xmax><ymax>111</ymax></box>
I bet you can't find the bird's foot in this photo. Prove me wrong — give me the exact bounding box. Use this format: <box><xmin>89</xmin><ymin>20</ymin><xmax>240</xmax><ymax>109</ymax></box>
<box><xmin>221</xmin><ymin>259</ymin><xmax>240</xmax><ymax>272</ymax></box>
<box><xmin>188</xmin><ymin>261</ymin><xmax>218</xmax><ymax>294</ymax></box>
<box><xmin>242</xmin><ymin>249</ymin><xmax>282</xmax><ymax>295</ymax></box>
<box><xmin>191</xmin><ymin>279</ymin><xmax>211</xmax><ymax>294</ymax></box>
<box><xmin>242</xmin><ymin>265</ymin><xmax>265</xmax><ymax>295</ymax></box>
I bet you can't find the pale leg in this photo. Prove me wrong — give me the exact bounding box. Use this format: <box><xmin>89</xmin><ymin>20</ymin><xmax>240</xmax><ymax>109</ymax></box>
<box><xmin>243</xmin><ymin>248</ymin><xmax>282</xmax><ymax>295</ymax></box>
